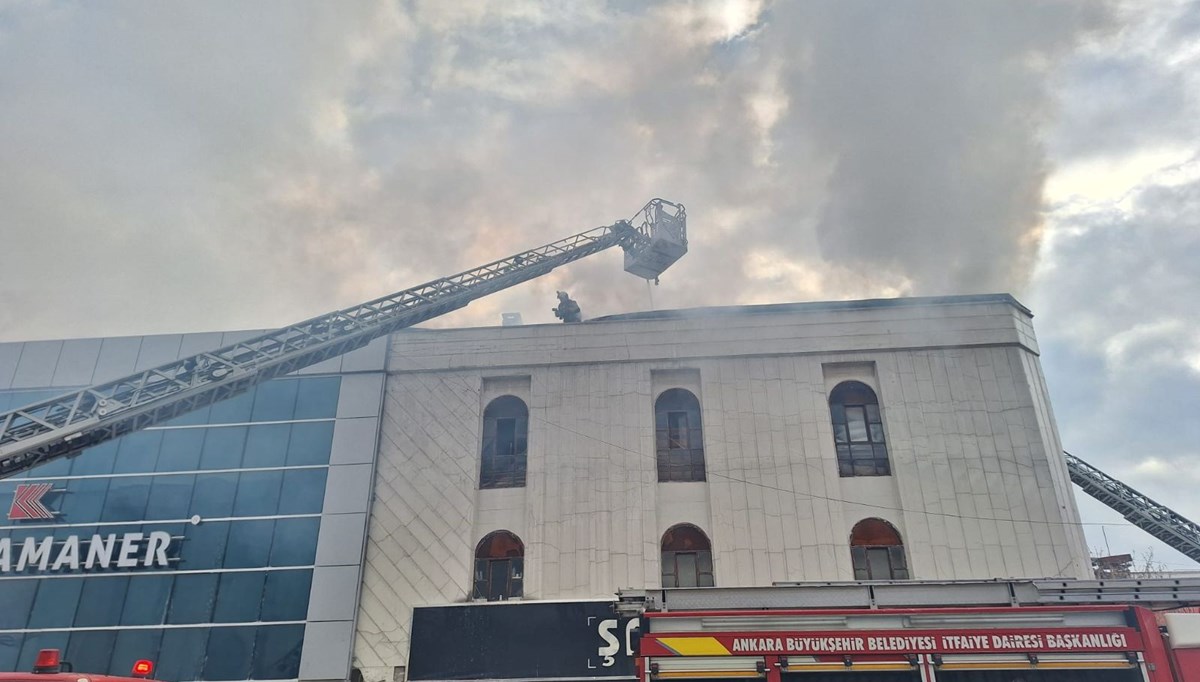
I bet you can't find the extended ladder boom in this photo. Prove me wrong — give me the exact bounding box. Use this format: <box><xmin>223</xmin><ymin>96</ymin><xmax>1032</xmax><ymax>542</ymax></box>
<box><xmin>1066</xmin><ymin>451</ymin><xmax>1200</xmax><ymax>562</ymax></box>
<box><xmin>0</xmin><ymin>199</ymin><xmax>687</xmax><ymax>479</ymax></box>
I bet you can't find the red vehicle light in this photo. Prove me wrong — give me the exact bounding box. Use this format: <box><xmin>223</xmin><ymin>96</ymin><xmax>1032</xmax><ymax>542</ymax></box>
<box><xmin>33</xmin><ymin>649</ymin><xmax>61</xmax><ymax>674</ymax></box>
<box><xmin>132</xmin><ymin>660</ymin><xmax>154</xmax><ymax>677</ymax></box>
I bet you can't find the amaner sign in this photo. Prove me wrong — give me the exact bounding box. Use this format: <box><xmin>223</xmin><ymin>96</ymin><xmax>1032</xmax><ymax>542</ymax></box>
<box><xmin>0</xmin><ymin>531</ymin><xmax>173</xmax><ymax>573</ymax></box>
<box><xmin>3</xmin><ymin>482</ymin><xmax>176</xmax><ymax>574</ymax></box>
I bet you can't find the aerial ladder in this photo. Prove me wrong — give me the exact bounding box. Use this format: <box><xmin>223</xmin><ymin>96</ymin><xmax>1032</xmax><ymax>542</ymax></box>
<box><xmin>1</xmin><ymin>199</ymin><xmax>1198</xmax><ymax>566</ymax></box>
<box><xmin>0</xmin><ymin>198</ymin><xmax>687</xmax><ymax>478</ymax></box>
<box><xmin>1065</xmin><ymin>451</ymin><xmax>1200</xmax><ymax>563</ymax></box>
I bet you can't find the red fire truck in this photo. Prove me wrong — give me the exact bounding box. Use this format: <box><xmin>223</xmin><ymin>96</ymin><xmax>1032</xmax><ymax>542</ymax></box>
<box><xmin>624</xmin><ymin>581</ymin><xmax>1200</xmax><ymax>682</ymax></box>
<box><xmin>0</xmin><ymin>649</ymin><xmax>161</xmax><ymax>682</ymax></box>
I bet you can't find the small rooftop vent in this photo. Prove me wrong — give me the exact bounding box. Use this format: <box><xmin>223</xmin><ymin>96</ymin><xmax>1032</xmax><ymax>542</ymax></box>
<box><xmin>501</xmin><ymin>313</ymin><xmax>523</xmax><ymax>326</ymax></box>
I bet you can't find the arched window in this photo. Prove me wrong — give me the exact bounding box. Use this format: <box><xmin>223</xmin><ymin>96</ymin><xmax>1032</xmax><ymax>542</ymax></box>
<box><xmin>473</xmin><ymin>531</ymin><xmax>524</xmax><ymax>600</ymax></box>
<box><xmin>655</xmin><ymin>389</ymin><xmax>705</xmax><ymax>482</ymax></box>
<box><xmin>661</xmin><ymin>524</ymin><xmax>714</xmax><ymax>588</ymax></box>
<box><xmin>829</xmin><ymin>381</ymin><xmax>891</xmax><ymax>477</ymax></box>
<box><xmin>849</xmin><ymin>518</ymin><xmax>908</xmax><ymax>580</ymax></box>
<box><xmin>480</xmin><ymin>396</ymin><xmax>528</xmax><ymax>489</ymax></box>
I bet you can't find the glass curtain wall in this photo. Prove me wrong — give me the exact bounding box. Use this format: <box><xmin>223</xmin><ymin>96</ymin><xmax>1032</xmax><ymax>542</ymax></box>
<box><xmin>0</xmin><ymin>376</ymin><xmax>340</xmax><ymax>681</ymax></box>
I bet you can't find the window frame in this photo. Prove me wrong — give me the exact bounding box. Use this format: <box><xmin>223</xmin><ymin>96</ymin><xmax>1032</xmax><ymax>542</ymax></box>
<box><xmin>472</xmin><ymin>531</ymin><xmax>525</xmax><ymax>601</ymax></box>
<box><xmin>660</xmin><ymin>524</ymin><xmax>714</xmax><ymax>588</ymax></box>
<box><xmin>655</xmin><ymin>389</ymin><xmax>706</xmax><ymax>483</ymax></box>
<box><xmin>829</xmin><ymin>381</ymin><xmax>892</xmax><ymax>477</ymax></box>
<box><xmin>849</xmin><ymin>518</ymin><xmax>909</xmax><ymax>580</ymax></box>
<box><xmin>479</xmin><ymin>396</ymin><xmax>529</xmax><ymax>489</ymax></box>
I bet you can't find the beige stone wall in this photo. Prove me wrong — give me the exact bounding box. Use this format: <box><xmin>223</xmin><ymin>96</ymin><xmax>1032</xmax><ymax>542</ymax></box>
<box><xmin>351</xmin><ymin>297</ymin><xmax>1090</xmax><ymax>679</ymax></box>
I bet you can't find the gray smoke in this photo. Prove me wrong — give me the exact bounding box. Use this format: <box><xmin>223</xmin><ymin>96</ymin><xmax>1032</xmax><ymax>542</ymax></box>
<box><xmin>0</xmin><ymin>1</ymin><xmax>1110</xmax><ymax>339</ymax></box>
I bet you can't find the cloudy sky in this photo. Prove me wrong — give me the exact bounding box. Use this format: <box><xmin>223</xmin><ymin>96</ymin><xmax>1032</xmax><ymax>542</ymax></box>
<box><xmin>1</xmin><ymin>0</ymin><xmax>1197</xmax><ymax>567</ymax></box>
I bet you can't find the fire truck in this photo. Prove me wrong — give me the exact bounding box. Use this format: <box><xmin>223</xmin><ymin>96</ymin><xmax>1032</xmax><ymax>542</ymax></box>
<box><xmin>621</xmin><ymin>581</ymin><xmax>1200</xmax><ymax>682</ymax></box>
<box><xmin>0</xmin><ymin>649</ymin><xmax>161</xmax><ymax>682</ymax></box>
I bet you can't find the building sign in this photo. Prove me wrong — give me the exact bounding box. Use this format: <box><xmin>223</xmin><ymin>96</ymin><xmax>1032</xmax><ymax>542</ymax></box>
<box><xmin>640</xmin><ymin>627</ymin><xmax>1143</xmax><ymax>657</ymax></box>
<box><xmin>7</xmin><ymin>483</ymin><xmax>56</xmax><ymax>520</ymax></box>
<box><xmin>0</xmin><ymin>531</ymin><xmax>173</xmax><ymax>573</ymax></box>
<box><xmin>408</xmin><ymin>601</ymin><xmax>638</xmax><ymax>681</ymax></box>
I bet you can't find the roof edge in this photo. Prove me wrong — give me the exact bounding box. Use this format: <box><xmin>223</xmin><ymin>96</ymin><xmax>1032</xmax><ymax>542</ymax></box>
<box><xmin>590</xmin><ymin>293</ymin><xmax>1032</xmax><ymax>324</ymax></box>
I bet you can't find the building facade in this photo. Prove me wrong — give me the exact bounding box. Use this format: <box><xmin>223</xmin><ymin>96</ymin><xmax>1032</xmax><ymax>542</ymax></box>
<box><xmin>0</xmin><ymin>294</ymin><xmax>1091</xmax><ymax>682</ymax></box>
<box><xmin>352</xmin><ymin>294</ymin><xmax>1091</xmax><ymax>682</ymax></box>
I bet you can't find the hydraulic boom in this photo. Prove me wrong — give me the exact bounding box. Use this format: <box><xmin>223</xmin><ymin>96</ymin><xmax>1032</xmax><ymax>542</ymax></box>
<box><xmin>1066</xmin><ymin>451</ymin><xmax>1200</xmax><ymax>562</ymax></box>
<box><xmin>0</xmin><ymin>199</ymin><xmax>687</xmax><ymax>479</ymax></box>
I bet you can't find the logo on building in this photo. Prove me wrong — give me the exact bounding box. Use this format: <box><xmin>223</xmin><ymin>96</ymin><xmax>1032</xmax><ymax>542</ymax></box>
<box><xmin>7</xmin><ymin>483</ymin><xmax>56</xmax><ymax>521</ymax></box>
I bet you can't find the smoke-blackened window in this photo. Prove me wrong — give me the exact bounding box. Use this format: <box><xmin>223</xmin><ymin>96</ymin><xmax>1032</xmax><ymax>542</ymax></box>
<box><xmin>655</xmin><ymin>389</ymin><xmax>705</xmax><ymax>482</ymax></box>
<box><xmin>661</xmin><ymin>524</ymin><xmax>714</xmax><ymax>588</ymax></box>
<box><xmin>480</xmin><ymin>395</ymin><xmax>528</xmax><ymax>489</ymax></box>
<box><xmin>850</xmin><ymin>518</ymin><xmax>908</xmax><ymax>580</ymax></box>
<box><xmin>473</xmin><ymin>531</ymin><xmax>524</xmax><ymax>601</ymax></box>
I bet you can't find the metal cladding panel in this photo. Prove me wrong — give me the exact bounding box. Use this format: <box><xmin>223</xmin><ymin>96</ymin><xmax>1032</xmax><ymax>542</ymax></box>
<box><xmin>660</xmin><ymin>586</ymin><xmax>872</xmax><ymax>611</ymax></box>
<box><xmin>872</xmin><ymin>582</ymin><xmax>1016</xmax><ymax>607</ymax></box>
<box><xmin>407</xmin><ymin>601</ymin><xmax>637</xmax><ymax>681</ymax></box>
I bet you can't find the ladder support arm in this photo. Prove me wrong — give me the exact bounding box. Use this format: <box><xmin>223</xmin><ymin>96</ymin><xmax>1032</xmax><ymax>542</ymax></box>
<box><xmin>1066</xmin><ymin>451</ymin><xmax>1200</xmax><ymax>563</ymax></box>
<box><xmin>0</xmin><ymin>199</ymin><xmax>686</xmax><ymax>478</ymax></box>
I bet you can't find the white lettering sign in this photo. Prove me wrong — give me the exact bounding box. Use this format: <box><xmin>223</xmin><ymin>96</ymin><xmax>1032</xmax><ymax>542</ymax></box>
<box><xmin>0</xmin><ymin>531</ymin><xmax>173</xmax><ymax>573</ymax></box>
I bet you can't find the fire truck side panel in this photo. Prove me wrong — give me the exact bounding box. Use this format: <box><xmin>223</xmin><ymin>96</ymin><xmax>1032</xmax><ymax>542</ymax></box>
<box><xmin>1163</xmin><ymin>613</ymin><xmax>1200</xmax><ymax>682</ymax></box>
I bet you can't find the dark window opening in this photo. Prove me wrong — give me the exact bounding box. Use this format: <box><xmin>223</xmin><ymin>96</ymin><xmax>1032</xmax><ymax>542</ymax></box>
<box><xmin>661</xmin><ymin>524</ymin><xmax>714</xmax><ymax>588</ymax></box>
<box><xmin>830</xmin><ymin>381</ymin><xmax>891</xmax><ymax>477</ymax></box>
<box><xmin>850</xmin><ymin>518</ymin><xmax>909</xmax><ymax>580</ymax></box>
<box><xmin>480</xmin><ymin>396</ymin><xmax>529</xmax><ymax>489</ymax></box>
<box><xmin>655</xmin><ymin>389</ymin><xmax>705</xmax><ymax>482</ymax></box>
<box><xmin>473</xmin><ymin>531</ymin><xmax>524</xmax><ymax>601</ymax></box>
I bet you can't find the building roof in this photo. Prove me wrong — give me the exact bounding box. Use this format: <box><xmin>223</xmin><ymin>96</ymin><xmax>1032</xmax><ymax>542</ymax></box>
<box><xmin>591</xmin><ymin>293</ymin><xmax>1031</xmax><ymax>323</ymax></box>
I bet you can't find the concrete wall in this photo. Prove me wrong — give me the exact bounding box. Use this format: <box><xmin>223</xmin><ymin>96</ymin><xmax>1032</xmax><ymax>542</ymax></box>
<box><xmin>351</xmin><ymin>296</ymin><xmax>1091</xmax><ymax>681</ymax></box>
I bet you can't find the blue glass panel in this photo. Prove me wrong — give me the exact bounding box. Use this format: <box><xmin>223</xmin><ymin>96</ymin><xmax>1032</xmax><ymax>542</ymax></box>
<box><xmin>294</xmin><ymin>376</ymin><xmax>341</xmax><ymax>419</ymax></box>
<box><xmin>74</xmin><ymin>576</ymin><xmax>130</xmax><ymax>627</ymax></box>
<box><xmin>0</xmin><ymin>633</ymin><xmax>22</xmax><ymax>673</ymax></box>
<box><xmin>111</xmin><ymin>629</ymin><xmax>163</xmax><ymax>679</ymax></box>
<box><xmin>233</xmin><ymin>470</ymin><xmax>284</xmax><ymax>517</ymax></box>
<box><xmin>101</xmin><ymin>476</ymin><xmax>152</xmax><ymax>522</ymax></box>
<box><xmin>203</xmin><ymin>627</ymin><xmax>255</xmax><ymax>680</ymax></box>
<box><xmin>269</xmin><ymin>517</ymin><xmax>320</xmax><ymax>566</ymax></box>
<box><xmin>261</xmin><ymin>569</ymin><xmax>312</xmax><ymax>621</ymax></box>
<box><xmin>156</xmin><ymin>428</ymin><xmax>205</xmax><ymax>472</ymax></box>
<box><xmin>225</xmin><ymin>519</ymin><xmax>273</xmax><ymax>568</ymax></box>
<box><xmin>244</xmin><ymin>423</ymin><xmax>290</xmax><ymax>468</ymax></box>
<box><xmin>252</xmin><ymin>624</ymin><xmax>306</xmax><ymax>679</ymax></box>
<box><xmin>113</xmin><ymin>430</ymin><xmax>163</xmax><ymax>473</ymax></box>
<box><xmin>66</xmin><ymin>630</ymin><xmax>116</xmax><ymax>675</ymax></box>
<box><xmin>59</xmin><ymin>478</ymin><xmax>109</xmax><ymax>524</ymax></box>
<box><xmin>178</xmin><ymin>521</ymin><xmax>229</xmax><ymax>570</ymax></box>
<box><xmin>167</xmin><ymin>573</ymin><xmax>218</xmax><ymax>624</ymax></box>
<box><xmin>199</xmin><ymin>426</ymin><xmax>247</xmax><ymax>470</ymax></box>
<box><xmin>210</xmin><ymin>388</ymin><xmax>254</xmax><ymax>424</ymax></box>
<box><xmin>286</xmin><ymin>421</ymin><xmax>334</xmax><ymax>466</ymax></box>
<box><xmin>145</xmin><ymin>474</ymin><xmax>195</xmax><ymax>520</ymax></box>
<box><xmin>121</xmin><ymin>574</ymin><xmax>172</xmax><ymax>625</ymax></box>
<box><xmin>189</xmin><ymin>473</ymin><xmax>237</xmax><ymax>518</ymax></box>
<box><xmin>157</xmin><ymin>628</ymin><xmax>209</xmax><ymax>682</ymax></box>
<box><xmin>213</xmin><ymin>571</ymin><xmax>266</xmax><ymax>623</ymax></box>
<box><xmin>27</xmin><ymin>576</ymin><xmax>83</xmax><ymax>628</ymax></box>
<box><xmin>0</xmin><ymin>579</ymin><xmax>37</xmax><ymax>628</ymax></box>
<box><xmin>278</xmin><ymin>468</ymin><xmax>327</xmax><ymax>515</ymax></box>
<box><xmin>161</xmin><ymin>402</ymin><xmax>210</xmax><ymax>426</ymax></box>
<box><xmin>30</xmin><ymin>452</ymin><xmax>71</xmax><ymax>477</ymax></box>
<box><xmin>252</xmin><ymin>379</ymin><xmax>299</xmax><ymax>422</ymax></box>
<box><xmin>16</xmin><ymin>632</ymin><xmax>69</xmax><ymax>671</ymax></box>
<box><xmin>70</xmin><ymin>439</ymin><xmax>118</xmax><ymax>476</ymax></box>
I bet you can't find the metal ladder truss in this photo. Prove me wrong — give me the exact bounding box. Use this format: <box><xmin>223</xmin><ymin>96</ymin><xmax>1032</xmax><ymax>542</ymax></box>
<box><xmin>1066</xmin><ymin>451</ymin><xmax>1200</xmax><ymax>563</ymax></box>
<box><xmin>0</xmin><ymin>199</ymin><xmax>685</xmax><ymax>479</ymax></box>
